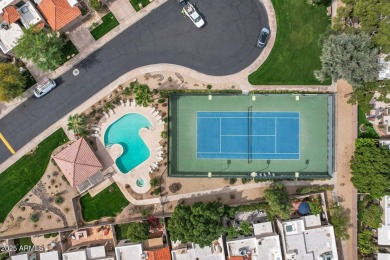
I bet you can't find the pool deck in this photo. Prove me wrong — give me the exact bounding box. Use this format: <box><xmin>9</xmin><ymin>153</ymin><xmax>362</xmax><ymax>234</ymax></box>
<box><xmin>98</xmin><ymin>103</ymin><xmax>164</xmax><ymax>194</ymax></box>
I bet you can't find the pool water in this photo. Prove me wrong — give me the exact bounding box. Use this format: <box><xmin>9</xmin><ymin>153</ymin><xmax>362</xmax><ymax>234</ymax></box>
<box><xmin>136</xmin><ymin>178</ymin><xmax>145</xmax><ymax>187</ymax></box>
<box><xmin>104</xmin><ymin>114</ymin><xmax>151</xmax><ymax>173</ymax></box>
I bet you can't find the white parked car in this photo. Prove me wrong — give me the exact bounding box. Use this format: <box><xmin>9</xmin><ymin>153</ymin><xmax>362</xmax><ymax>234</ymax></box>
<box><xmin>180</xmin><ymin>1</ymin><xmax>205</xmax><ymax>28</ymax></box>
<box><xmin>33</xmin><ymin>77</ymin><xmax>57</xmax><ymax>98</ymax></box>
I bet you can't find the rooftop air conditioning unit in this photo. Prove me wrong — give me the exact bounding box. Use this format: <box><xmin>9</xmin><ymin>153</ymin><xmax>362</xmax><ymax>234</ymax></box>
<box><xmin>1</xmin><ymin>23</ymin><xmax>9</xmax><ymax>30</ymax></box>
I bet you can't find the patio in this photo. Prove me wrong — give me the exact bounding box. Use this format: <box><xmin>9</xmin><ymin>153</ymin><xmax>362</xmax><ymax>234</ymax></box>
<box><xmin>96</xmin><ymin>104</ymin><xmax>165</xmax><ymax>194</ymax></box>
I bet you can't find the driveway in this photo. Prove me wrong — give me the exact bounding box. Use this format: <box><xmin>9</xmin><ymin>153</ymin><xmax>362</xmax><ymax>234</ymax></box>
<box><xmin>0</xmin><ymin>0</ymin><xmax>268</xmax><ymax>163</ymax></box>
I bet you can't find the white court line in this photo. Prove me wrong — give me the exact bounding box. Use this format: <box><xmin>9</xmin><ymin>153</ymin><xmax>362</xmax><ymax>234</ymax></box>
<box><xmin>197</xmin><ymin>152</ymin><xmax>299</xmax><ymax>154</ymax></box>
<box><xmin>221</xmin><ymin>134</ymin><xmax>276</xmax><ymax>137</ymax></box>
<box><xmin>274</xmin><ymin>118</ymin><xmax>277</xmax><ymax>154</ymax></box>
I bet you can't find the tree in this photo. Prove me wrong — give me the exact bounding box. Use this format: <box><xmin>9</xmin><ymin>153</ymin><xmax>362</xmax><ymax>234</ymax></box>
<box><xmin>150</xmin><ymin>178</ymin><xmax>158</xmax><ymax>188</ymax></box>
<box><xmin>14</xmin><ymin>28</ymin><xmax>65</xmax><ymax>71</ymax></box>
<box><xmin>314</xmin><ymin>34</ymin><xmax>378</xmax><ymax>86</ymax></box>
<box><xmin>167</xmin><ymin>201</ymin><xmax>226</xmax><ymax>247</ymax></box>
<box><xmin>361</xmin><ymin>204</ymin><xmax>383</xmax><ymax>228</ymax></box>
<box><xmin>67</xmin><ymin>114</ymin><xmax>88</xmax><ymax>137</ymax></box>
<box><xmin>126</xmin><ymin>221</ymin><xmax>150</xmax><ymax>242</ymax></box>
<box><xmin>0</xmin><ymin>63</ymin><xmax>26</xmax><ymax>101</ymax></box>
<box><xmin>134</xmin><ymin>84</ymin><xmax>152</xmax><ymax>107</ymax></box>
<box><xmin>226</xmin><ymin>226</ymin><xmax>239</xmax><ymax>239</ymax></box>
<box><xmin>358</xmin><ymin>230</ymin><xmax>377</xmax><ymax>255</ymax></box>
<box><xmin>347</xmin><ymin>80</ymin><xmax>390</xmax><ymax>114</ymax></box>
<box><xmin>264</xmin><ymin>182</ymin><xmax>292</xmax><ymax>219</ymax></box>
<box><xmin>329</xmin><ymin>204</ymin><xmax>350</xmax><ymax>240</ymax></box>
<box><xmin>350</xmin><ymin>138</ymin><xmax>390</xmax><ymax>198</ymax></box>
<box><xmin>240</xmin><ymin>221</ymin><xmax>252</xmax><ymax>236</ymax></box>
<box><xmin>308</xmin><ymin>197</ymin><xmax>323</xmax><ymax>216</ymax></box>
<box><xmin>89</xmin><ymin>0</ymin><xmax>105</xmax><ymax>11</ymax></box>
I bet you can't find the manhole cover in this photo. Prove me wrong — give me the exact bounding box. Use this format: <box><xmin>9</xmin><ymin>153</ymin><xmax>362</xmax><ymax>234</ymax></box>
<box><xmin>73</xmin><ymin>68</ymin><xmax>79</xmax><ymax>76</ymax></box>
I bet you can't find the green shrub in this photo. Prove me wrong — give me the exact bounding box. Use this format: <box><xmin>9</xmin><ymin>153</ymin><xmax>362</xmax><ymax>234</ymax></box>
<box><xmin>234</xmin><ymin>202</ymin><xmax>268</xmax><ymax>213</ymax></box>
<box><xmin>43</xmin><ymin>233</ymin><xmax>51</xmax><ymax>238</ymax></box>
<box><xmin>159</xmin><ymin>89</ymin><xmax>242</xmax><ymax>98</ymax></box>
<box><xmin>153</xmin><ymin>188</ymin><xmax>160</xmax><ymax>196</ymax></box>
<box><xmin>207</xmin><ymin>84</ymin><xmax>213</xmax><ymax>89</ymax></box>
<box><xmin>150</xmin><ymin>178</ymin><xmax>159</xmax><ymax>188</ymax></box>
<box><xmin>241</xmin><ymin>178</ymin><xmax>252</xmax><ymax>184</ymax></box>
<box><xmin>158</xmin><ymin>98</ymin><xmax>166</xmax><ymax>103</ymax></box>
<box><xmin>90</xmin><ymin>0</ymin><xmax>105</xmax><ymax>11</ymax></box>
<box><xmin>31</xmin><ymin>212</ymin><xmax>40</xmax><ymax>222</ymax></box>
<box><xmin>229</xmin><ymin>178</ymin><xmax>237</xmax><ymax>185</ymax></box>
<box><xmin>161</xmin><ymin>131</ymin><xmax>167</xmax><ymax>139</ymax></box>
<box><xmin>55</xmin><ymin>196</ymin><xmax>63</xmax><ymax>205</ymax></box>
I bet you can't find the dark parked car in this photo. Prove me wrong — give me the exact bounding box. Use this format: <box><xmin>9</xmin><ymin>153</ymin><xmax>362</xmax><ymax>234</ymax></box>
<box><xmin>257</xmin><ymin>28</ymin><xmax>270</xmax><ymax>48</ymax></box>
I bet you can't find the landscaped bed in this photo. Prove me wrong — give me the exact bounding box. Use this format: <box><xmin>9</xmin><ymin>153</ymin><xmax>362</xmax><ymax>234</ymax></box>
<box><xmin>130</xmin><ymin>0</ymin><xmax>151</xmax><ymax>11</ymax></box>
<box><xmin>90</xmin><ymin>12</ymin><xmax>119</xmax><ymax>40</ymax></box>
<box><xmin>80</xmin><ymin>183</ymin><xmax>129</xmax><ymax>222</ymax></box>
<box><xmin>358</xmin><ymin>106</ymin><xmax>379</xmax><ymax>139</ymax></box>
<box><xmin>248</xmin><ymin>0</ymin><xmax>330</xmax><ymax>85</ymax></box>
<box><xmin>0</xmin><ymin>128</ymin><xmax>68</xmax><ymax>223</ymax></box>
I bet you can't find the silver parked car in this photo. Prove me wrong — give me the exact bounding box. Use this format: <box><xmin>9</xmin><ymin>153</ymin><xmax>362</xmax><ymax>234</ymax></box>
<box><xmin>257</xmin><ymin>28</ymin><xmax>270</xmax><ymax>48</ymax></box>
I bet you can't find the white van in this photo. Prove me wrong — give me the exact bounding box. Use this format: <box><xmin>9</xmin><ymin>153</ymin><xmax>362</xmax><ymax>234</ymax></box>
<box><xmin>33</xmin><ymin>77</ymin><xmax>56</xmax><ymax>98</ymax></box>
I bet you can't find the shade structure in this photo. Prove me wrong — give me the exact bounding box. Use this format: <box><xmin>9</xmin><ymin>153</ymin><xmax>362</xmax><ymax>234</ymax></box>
<box><xmin>298</xmin><ymin>201</ymin><xmax>310</xmax><ymax>215</ymax></box>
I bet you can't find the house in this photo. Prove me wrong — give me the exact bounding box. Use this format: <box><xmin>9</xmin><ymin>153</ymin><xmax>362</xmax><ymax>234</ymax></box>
<box><xmin>0</xmin><ymin>1</ymin><xmax>44</xmax><ymax>54</ymax></box>
<box><xmin>226</xmin><ymin>222</ymin><xmax>282</xmax><ymax>260</ymax></box>
<box><xmin>276</xmin><ymin>215</ymin><xmax>338</xmax><ymax>260</ymax></box>
<box><xmin>115</xmin><ymin>238</ymin><xmax>171</xmax><ymax>260</ymax></box>
<box><xmin>170</xmin><ymin>237</ymin><xmax>225</xmax><ymax>260</ymax></box>
<box><xmin>39</xmin><ymin>251</ymin><xmax>60</xmax><ymax>260</ymax></box>
<box><xmin>52</xmin><ymin>138</ymin><xmax>104</xmax><ymax>193</ymax></box>
<box><xmin>63</xmin><ymin>245</ymin><xmax>114</xmax><ymax>260</ymax></box>
<box><xmin>115</xmin><ymin>241</ymin><xmax>145</xmax><ymax>260</ymax></box>
<box><xmin>378</xmin><ymin>196</ymin><xmax>390</xmax><ymax>247</ymax></box>
<box><xmin>37</xmin><ymin>0</ymin><xmax>81</xmax><ymax>32</ymax></box>
<box><xmin>11</xmin><ymin>252</ymin><xmax>37</xmax><ymax>260</ymax></box>
<box><xmin>378</xmin><ymin>253</ymin><xmax>390</xmax><ymax>260</ymax></box>
<box><xmin>379</xmin><ymin>139</ymin><xmax>390</xmax><ymax>149</ymax></box>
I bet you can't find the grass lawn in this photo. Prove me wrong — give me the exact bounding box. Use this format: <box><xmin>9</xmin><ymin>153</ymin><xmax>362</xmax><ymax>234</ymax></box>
<box><xmin>358</xmin><ymin>106</ymin><xmax>379</xmax><ymax>139</ymax></box>
<box><xmin>248</xmin><ymin>0</ymin><xmax>331</xmax><ymax>85</ymax></box>
<box><xmin>80</xmin><ymin>183</ymin><xmax>129</xmax><ymax>222</ymax></box>
<box><xmin>0</xmin><ymin>128</ymin><xmax>68</xmax><ymax>223</ymax></box>
<box><xmin>14</xmin><ymin>237</ymin><xmax>34</xmax><ymax>252</ymax></box>
<box><xmin>115</xmin><ymin>223</ymin><xmax>132</xmax><ymax>240</ymax></box>
<box><xmin>90</xmin><ymin>12</ymin><xmax>119</xmax><ymax>40</ymax></box>
<box><xmin>130</xmin><ymin>0</ymin><xmax>150</xmax><ymax>11</ymax></box>
<box><xmin>60</xmin><ymin>40</ymin><xmax>79</xmax><ymax>65</ymax></box>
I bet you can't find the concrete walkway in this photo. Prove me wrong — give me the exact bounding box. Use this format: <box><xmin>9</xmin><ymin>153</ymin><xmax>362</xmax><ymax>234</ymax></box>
<box><xmin>68</xmin><ymin>25</ymin><xmax>96</xmax><ymax>52</ymax></box>
<box><xmin>117</xmin><ymin>179</ymin><xmax>334</xmax><ymax>206</ymax></box>
<box><xmin>109</xmin><ymin>0</ymin><xmax>136</xmax><ymax>22</ymax></box>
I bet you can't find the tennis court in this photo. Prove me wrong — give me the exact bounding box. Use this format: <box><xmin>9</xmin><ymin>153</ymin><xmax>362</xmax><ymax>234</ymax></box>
<box><xmin>197</xmin><ymin>111</ymin><xmax>300</xmax><ymax>159</ymax></box>
<box><xmin>168</xmin><ymin>94</ymin><xmax>334</xmax><ymax>179</ymax></box>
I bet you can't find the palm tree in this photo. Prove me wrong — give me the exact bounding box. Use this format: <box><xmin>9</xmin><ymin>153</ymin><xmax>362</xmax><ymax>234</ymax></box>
<box><xmin>134</xmin><ymin>84</ymin><xmax>152</xmax><ymax>107</ymax></box>
<box><xmin>67</xmin><ymin>113</ymin><xmax>88</xmax><ymax>137</ymax></box>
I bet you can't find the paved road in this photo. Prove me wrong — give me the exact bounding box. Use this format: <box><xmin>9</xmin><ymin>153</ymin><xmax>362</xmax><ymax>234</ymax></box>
<box><xmin>0</xmin><ymin>0</ymin><xmax>268</xmax><ymax>163</ymax></box>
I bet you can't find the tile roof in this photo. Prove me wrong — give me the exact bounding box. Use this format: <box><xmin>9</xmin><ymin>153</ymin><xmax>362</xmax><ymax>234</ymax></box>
<box><xmin>146</xmin><ymin>247</ymin><xmax>171</xmax><ymax>260</ymax></box>
<box><xmin>229</xmin><ymin>256</ymin><xmax>252</xmax><ymax>260</ymax></box>
<box><xmin>35</xmin><ymin>21</ymin><xmax>45</xmax><ymax>29</ymax></box>
<box><xmin>52</xmin><ymin>138</ymin><xmax>102</xmax><ymax>187</ymax></box>
<box><xmin>38</xmin><ymin>0</ymin><xmax>80</xmax><ymax>31</ymax></box>
<box><xmin>2</xmin><ymin>6</ymin><xmax>20</xmax><ymax>24</ymax></box>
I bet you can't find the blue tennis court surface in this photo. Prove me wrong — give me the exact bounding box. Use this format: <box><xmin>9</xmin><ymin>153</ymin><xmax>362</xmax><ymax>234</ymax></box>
<box><xmin>197</xmin><ymin>111</ymin><xmax>300</xmax><ymax>160</ymax></box>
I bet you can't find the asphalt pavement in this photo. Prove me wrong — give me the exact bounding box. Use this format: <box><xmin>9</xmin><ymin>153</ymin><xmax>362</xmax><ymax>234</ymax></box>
<box><xmin>0</xmin><ymin>0</ymin><xmax>268</xmax><ymax>164</ymax></box>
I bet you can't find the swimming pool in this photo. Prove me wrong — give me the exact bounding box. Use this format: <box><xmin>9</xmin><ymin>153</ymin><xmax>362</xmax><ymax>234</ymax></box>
<box><xmin>104</xmin><ymin>114</ymin><xmax>151</xmax><ymax>173</ymax></box>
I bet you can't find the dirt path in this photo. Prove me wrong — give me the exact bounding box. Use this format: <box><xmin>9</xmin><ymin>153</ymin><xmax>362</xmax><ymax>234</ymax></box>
<box><xmin>334</xmin><ymin>79</ymin><xmax>357</xmax><ymax>260</ymax></box>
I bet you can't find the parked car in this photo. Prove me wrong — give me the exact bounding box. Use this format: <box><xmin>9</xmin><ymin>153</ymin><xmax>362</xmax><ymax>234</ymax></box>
<box><xmin>178</xmin><ymin>0</ymin><xmax>205</xmax><ymax>28</ymax></box>
<box><xmin>33</xmin><ymin>77</ymin><xmax>57</xmax><ymax>98</ymax></box>
<box><xmin>257</xmin><ymin>28</ymin><xmax>270</xmax><ymax>48</ymax></box>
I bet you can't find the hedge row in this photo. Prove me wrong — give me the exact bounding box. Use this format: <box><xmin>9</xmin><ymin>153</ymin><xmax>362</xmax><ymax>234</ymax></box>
<box><xmin>159</xmin><ymin>89</ymin><xmax>242</xmax><ymax>98</ymax></box>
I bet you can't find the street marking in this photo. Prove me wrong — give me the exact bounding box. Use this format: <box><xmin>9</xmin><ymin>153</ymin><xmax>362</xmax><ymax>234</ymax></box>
<box><xmin>0</xmin><ymin>132</ymin><xmax>15</xmax><ymax>154</ymax></box>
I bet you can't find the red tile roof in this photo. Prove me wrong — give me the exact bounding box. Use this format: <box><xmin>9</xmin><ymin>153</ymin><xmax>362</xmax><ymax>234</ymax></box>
<box><xmin>2</xmin><ymin>6</ymin><xmax>20</xmax><ymax>24</ymax></box>
<box><xmin>146</xmin><ymin>247</ymin><xmax>172</xmax><ymax>260</ymax></box>
<box><xmin>229</xmin><ymin>256</ymin><xmax>252</xmax><ymax>260</ymax></box>
<box><xmin>38</xmin><ymin>0</ymin><xmax>81</xmax><ymax>31</ymax></box>
<box><xmin>35</xmin><ymin>21</ymin><xmax>46</xmax><ymax>30</ymax></box>
<box><xmin>52</xmin><ymin>138</ymin><xmax>102</xmax><ymax>187</ymax></box>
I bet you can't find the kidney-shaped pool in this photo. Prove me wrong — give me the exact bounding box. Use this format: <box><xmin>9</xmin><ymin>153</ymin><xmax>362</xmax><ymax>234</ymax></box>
<box><xmin>104</xmin><ymin>113</ymin><xmax>151</xmax><ymax>173</ymax></box>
